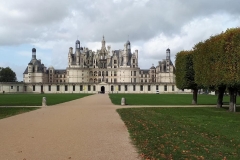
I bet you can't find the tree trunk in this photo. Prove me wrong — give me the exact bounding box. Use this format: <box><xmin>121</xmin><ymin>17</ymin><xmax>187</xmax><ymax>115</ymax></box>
<box><xmin>192</xmin><ymin>89</ymin><xmax>198</xmax><ymax>105</ymax></box>
<box><xmin>216</xmin><ymin>86</ymin><xmax>226</xmax><ymax>108</ymax></box>
<box><xmin>228</xmin><ymin>87</ymin><xmax>236</xmax><ymax>112</ymax></box>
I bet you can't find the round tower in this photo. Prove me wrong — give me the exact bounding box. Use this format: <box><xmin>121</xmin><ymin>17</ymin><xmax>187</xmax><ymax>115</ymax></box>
<box><xmin>76</xmin><ymin>40</ymin><xmax>80</xmax><ymax>51</ymax></box>
<box><xmin>126</xmin><ymin>40</ymin><xmax>131</xmax><ymax>50</ymax></box>
<box><xmin>166</xmin><ymin>48</ymin><xmax>170</xmax><ymax>60</ymax></box>
<box><xmin>101</xmin><ymin>36</ymin><xmax>106</xmax><ymax>50</ymax></box>
<box><xmin>32</xmin><ymin>48</ymin><xmax>36</xmax><ymax>60</ymax></box>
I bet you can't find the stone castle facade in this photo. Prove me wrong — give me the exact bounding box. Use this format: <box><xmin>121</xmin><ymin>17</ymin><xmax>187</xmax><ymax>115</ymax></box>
<box><xmin>1</xmin><ymin>37</ymin><xmax>179</xmax><ymax>94</ymax></box>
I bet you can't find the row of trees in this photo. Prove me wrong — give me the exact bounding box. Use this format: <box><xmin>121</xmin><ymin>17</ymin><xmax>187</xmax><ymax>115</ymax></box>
<box><xmin>0</xmin><ymin>67</ymin><xmax>17</xmax><ymax>82</ymax></box>
<box><xmin>175</xmin><ymin>28</ymin><xmax>240</xmax><ymax>112</ymax></box>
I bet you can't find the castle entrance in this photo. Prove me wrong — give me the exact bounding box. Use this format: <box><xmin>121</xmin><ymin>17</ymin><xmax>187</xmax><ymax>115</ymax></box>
<box><xmin>101</xmin><ymin>86</ymin><xmax>105</xmax><ymax>94</ymax></box>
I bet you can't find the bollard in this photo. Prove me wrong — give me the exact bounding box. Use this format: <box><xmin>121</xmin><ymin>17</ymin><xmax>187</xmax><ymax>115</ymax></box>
<box><xmin>121</xmin><ymin>97</ymin><xmax>125</xmax><ymax>105</ymax></box>
<box><xmin>42</xmin><ymin>97</ymin><xmax>47</xmax><ymax>106</ymax></box>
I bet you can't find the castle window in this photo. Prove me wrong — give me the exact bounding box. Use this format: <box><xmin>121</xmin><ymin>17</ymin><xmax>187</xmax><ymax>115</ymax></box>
<box><xmin>133</xmin><ymin>85</ymin><xmax>136</xmax><ymax>91</ymax></box>
<box><xmin>134</xmin><ymin>78</ymin><xmax>136</xmax><ymax>83</ymax></box>
<box><xmin>114</xmin><ymin>60</ymin><xmax>117</xmax><ymax>64</ymax></box>
<box><xmin>88</xmin><ymin>85</ymin><xmax>91</xmax><ymax>91</ymax></box>
<box><xmin>133</xmin><ymin>65</ymin><xmax>135</xmax><ymax>68</ymax></box>
<box><xmin>57</xmin><ymin>85</ymin><xmax>60</xmax><ymax>91</ymax></box>
<box><xmin>172</xmin><ymin>85</ymin><xmax>175</xmax><ymax>91</ymax></box>
<box><xmin>80</xmin><ymin>85</ymin><xmax>83</xmax><ymax>91</ymax></box>
<box><xmin>148</xmin><ymin>85</ymin><xmax>151</xmax><ymax>91</ymax></box>
<box><xmin>24</xmin><ymin>86</ymin><xmax>27</xmax><ymax>92</ymax></box>
<box><xmin>134</xmin><ymin>71</ymin><xmax>136</xmax><ymax>76</ymax></box>
<box><xmin>133</xmin><ymin>59</ymin><xmax>135</xmax><ymax>63</ymax></box>
<box><xmin>33</xmin><ymin>85</ymin><xmax>35</xmax><ymax>91</ymax></box>
<box><xmin>11</xmin><ymin>86</ymin><xmax>13</xmax><ymax>89</ymax></box>
<box><xmin>111</xmin><ymin>85</ymin><xmax>114</xmax><ymax>91</ymax></box>
<box><xmin>73</xmin><ymin>85</ymin><xmax>75</xmax><ymax>91</ymax></box>
<box><xmin>48</xmin><ymin>85</ymin><xmax>51</xmax><ymax>91</ymax></box>
<box><xmin>93</xmin><ymin>85</ymin><xmax>96</xmax><ymax>91</ymax></box>
<box><xmin>118</xmin><ymin>85</ymin><xmax>121</xmax><ymax>91</ymax></box>
<box><xmin>164</xmin><ymin>85</ymin><xmax>167</xmax><ymax>91</ymax></box>
<box><xmin>114</xmin><ymin>79</ymin><xmax>117</xmax><ymax>83</ymax></box>
<box><xmin>156</xmin><ymin>85</ymin><xmax>159</xmax><ymax>90</ymax></box>
<box><xmin>125</xmin><ymin>85</ymin><xmax>128</xmax><ymax>91</ymax></box>
<box><xmin>65</xmin><ymin>85</ymin><xmax>68</xmax><ymax>91</ymax></box>
<box><xmin>140</xmin><ymin>85</ymin><xmax>143</xmax><ymax>91</ymax></box>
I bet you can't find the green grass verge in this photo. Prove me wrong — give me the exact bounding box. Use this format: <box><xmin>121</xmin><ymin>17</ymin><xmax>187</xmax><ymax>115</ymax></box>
<box><xmin>117</xmin><ymin>107</ymin><xmax>240</xmax><ymax>159</ymax></box>
<box><xmin>109</xmin><ymin>94</ymin><xmax>239</xmax><ymax>105</ymax></box>
<box><xmin>0</xmin><ymin>107</ymin><xmax>39</xmax><ymax>119</ymax></box>
<box><xmin>0</xmin><ymin>94</ymin><xmax>91</xmax><ymax>106</ymax></box>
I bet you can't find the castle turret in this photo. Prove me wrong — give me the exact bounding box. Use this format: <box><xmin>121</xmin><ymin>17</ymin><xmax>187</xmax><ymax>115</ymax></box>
<box><xmin>68</xmin><ymin>47</ymin><xmax>73</xmax><ymax>66</ymax></box>
<box><xmin>76</xmin><ymin>40</ymin><xmax>80</xmax><ymax>52</ymax></box>
<box><xmin>28</xmin><ymin>62</ymin><xmax>33</xmax><ymax>73</ymax></box>
<box><xmin>101</xmin><ymin>36</ymin><xmax>106</xmax><ymax>50</ymax></box>
<box><xmin>166</xmin><ymin>48</ymin><xmax>170</xmax><ymax>60</ymax></box>
<box><xmin>32</xmin><ymin>48</ymin><xmax>36</xmax><ymax>60</ymax></box>
<box><xmin>126</xmin><ymin>40</ymin><xmax>131</xmax><ymax>51</ymax></box>
<box><xmin>166</xmin><ymin>48</ymin><xmax>171</xmax><ymax>72</ymax></box>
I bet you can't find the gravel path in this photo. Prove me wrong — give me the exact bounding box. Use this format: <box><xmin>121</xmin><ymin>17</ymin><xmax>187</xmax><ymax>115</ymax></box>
<box><xmin>0</xmin><ymin>94</ymin><xmax>139</xmax><ymax>160</ymax></box>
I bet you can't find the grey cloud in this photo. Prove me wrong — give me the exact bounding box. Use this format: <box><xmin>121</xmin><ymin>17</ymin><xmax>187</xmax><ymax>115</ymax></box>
<box><xmin>1</xmin><ymin>0</ymin><xmax>240</xmax><ymax>45</ymax></box>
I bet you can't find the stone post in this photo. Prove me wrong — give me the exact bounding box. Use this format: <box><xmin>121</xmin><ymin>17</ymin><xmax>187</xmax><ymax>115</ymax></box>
<box><xmin>42</xmin><ymin>97</ymin><xmax>47</xmax><ymax>106</ymax></box>
<box><xmin>121</xmin><ymin>97</ymin><xmax>125</xmax><ymax>105</ymax></box>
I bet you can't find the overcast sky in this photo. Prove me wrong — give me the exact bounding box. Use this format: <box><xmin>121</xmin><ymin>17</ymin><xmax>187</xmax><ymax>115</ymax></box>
<box><xmin>0</xmin><ymin>0</ymin><xmax>240</xmax><ymax>81</ymax></box>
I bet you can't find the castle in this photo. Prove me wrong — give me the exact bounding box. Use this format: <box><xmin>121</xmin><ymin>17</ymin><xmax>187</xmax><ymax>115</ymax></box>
<box><xmin>1</xmin><ymin>37</ymin><xmax>178</xmax><ymax>93</ymax></box>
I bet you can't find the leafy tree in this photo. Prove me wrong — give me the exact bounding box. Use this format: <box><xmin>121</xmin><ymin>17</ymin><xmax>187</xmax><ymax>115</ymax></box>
<box><xmin>193</xmin><ymin>28</ymin><xmax>240</xmax><ymax>111</ymax></box>
<box><xmin>175</xmin><ymin>50</ymin><xmax>199</xmax><ymax>104</ymax></box>
<box><xmin>193</xmin><ymin>33</ymin><xmax>226</xmax><ymax>108</ymax></box>
<box><xmin>0</xmin><ymin>67</ymin><xmax>17</xmax><ymax>82</ymax></box>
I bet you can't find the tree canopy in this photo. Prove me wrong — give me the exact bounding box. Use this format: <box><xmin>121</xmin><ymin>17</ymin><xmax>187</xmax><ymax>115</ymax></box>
<box><xmin>0</xmin><ymin>67</ymin><xmax>17</xmax><ymax>82</ymax></box>
<box><xmin>192</xmin><ymin>28</ymin><xmax>240</xmax><ymax>111</ymax></box>
<box><xmin>175</xmin><ymin>50</ymin><xmax>199</xmax><ymax>104</ymax></box>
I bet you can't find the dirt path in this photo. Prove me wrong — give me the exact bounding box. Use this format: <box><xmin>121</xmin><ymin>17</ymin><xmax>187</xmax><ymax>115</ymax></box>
<box><xmin>0</xmin><ymin>94</ymin><xmax>139</xmax><ymax>160</ymax></box>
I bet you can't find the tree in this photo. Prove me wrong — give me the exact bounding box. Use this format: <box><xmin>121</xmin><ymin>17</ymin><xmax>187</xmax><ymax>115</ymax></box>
<box><xmin>0</xmin><ymin>67</ymin><xmax>17</xmax><ymax>82</ymax></box>
<box><xmin>193</xmin><ymin>27</ymin><xmax>240</xmax><ymax>112</ymax></box>
<box><xmin>175</xmin><ymin>50</ymin><xmax>199</xmax><ymax>104</ymax></box>
<box><xmin>193</xmin><ymin>33</ymin><xmax>226</xmax><ymax>108</ymax></box>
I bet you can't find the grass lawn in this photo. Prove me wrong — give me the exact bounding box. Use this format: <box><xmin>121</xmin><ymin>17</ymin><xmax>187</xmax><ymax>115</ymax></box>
<box><xmin>0</xmin><ymin>94</ymin><xmax>91</xmax><ymax>106</ymax></box>
<box><xmin>109</xmin><ymin>94</ymin><xmax>239</xmax><ymax>105</ymax></box>
<box><xmin>117</xmin><ymin>107</ymin><xmax>240</xmax><ymax>159</ymax></box>
<box><xmin>0</xmin><ymin>107</ymin><xmax>39</xmax><ymax>119</ymax></box>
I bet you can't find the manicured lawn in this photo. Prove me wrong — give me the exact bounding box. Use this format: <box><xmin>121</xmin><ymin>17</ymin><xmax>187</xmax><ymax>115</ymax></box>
<box><xmin>0</xmin><ymin>94</ymin><xmax>91</xmax><ymax>106</ymax></box>
<box><xmin>0</xmin><ymin>107</ymin><xmax>39</xmax><ymax>119</ymax></box>
<box><xmin>109</xmin><ymin>94</ymin><xmax>239</xmax><ymax>105</ymax></box>
<box><xmin>117</xmin><ymin>107</ymin><xmax>240</xmax><ymax>159</ymax></box>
